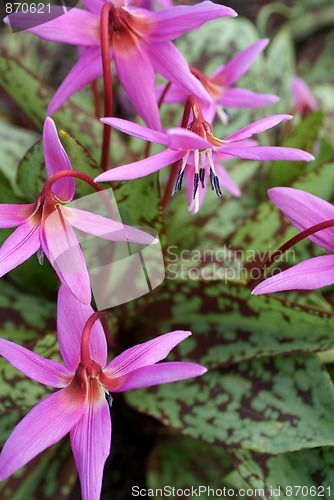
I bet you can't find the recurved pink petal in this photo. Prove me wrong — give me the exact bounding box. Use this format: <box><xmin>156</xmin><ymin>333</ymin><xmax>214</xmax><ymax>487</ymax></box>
<box><xmin>147</xmin><ymin>41</ymin><xmax>211</xmax><ymax>104</ymax></box>
<box><xmin>212</xmin><ymin>39</ymin><xmax>269</xmax><ymax>86</ymax></box>
<box><xmin>81</xmin><ymin>0</ymin><xmax>103</xmax><ymax>15</ymax></box>
<box><xmin>218</xmin><ymin>88</ymin><xmax>279</xmax><ymax>108</ymax></box>
<box><xmin>41</xmin><ymin>208</ymin><xmax>91</xmax><ymax>305</ymax></box>
<box><xmin>0</xmin><ymin>203</ymin><xmax>36</xmax><ymax>228</ymax></box>
<box><xmin>47</xmin><ymin>46</ymin><xmax>104</xmax><ymax>115</ymax></box>
<box><xmin>100</xmin><ymin>118</ymin><xmax>168</xmax><ymax>145</ymax></box>
<box><xmin>167</xmin><ymin>128</ymin><xmax>212</xmax><ymax>151</ymax></box>
<box><xmin>5</xmin><ymin>9</ymin><xmax>100</xmax><ymax>45</ymax></box>
<box><xmin>62</xmin><ymin>207</ymin><xmax>157</xmax><ymax>245</ymax></box>
<box><xmin>0</xmin><ymin>338</ymin><xmax>71</xmax><ymax>387</ymax></box>
<box><xmin>104</xmin><ymin>330</ymin><xmax>192</xmax><ymax>378</ymax></box>
<box><xmin>0</xmin><ymin>379</ymin><xmax>87</xmax><ymax>481</ymax></box>
<box><xmin>109</xmin><ymin>362</ymin><xmax>207</xmax><ymax>392</ymax></box>
<box><xmin>252</xmin><ymin>255</ymin><xmax>334</xmax><ymax>295</ymax></box>
<box><xmin>218</xmin><ymin>146</ymin><xmax>314</xmax><ymax>162</ymax></box>
<box><xmin>114</xmin><ymin>36</ymin><xmax>161</xmax><ymax>130</ymax></box>
<box><xmin>149</xmin><ymin>1</ymin><xmax>237</xmax><ymax>40</ymax></box>
<box><xmin>57</xmin><ymin>285</ymin><xmax>107</xmax><ymax>371</ymax></box>
<box><xmin>43</xmin><ymin>117</ymin><xmax>75</xmax><ymax>202</ymax></box>
<box><xmin>70</xmin><ymin>380</ymin><xmax>111</xmax><ymax>500</ymax></box>
<box><xmin>292</xmin><ymin>76</ymin><xmax>318</xmax><ymax>113</ymax></box>
<box><xmin>0</xmin><ymin>217</ymin><xmax>41</xmax><ymax>278</ymax></box>
<box><xmin>268</xmin><ymin>187</ymin><xmax>334</xmax><ymax>252</ymax></box>
<box><xmin>155</xmin><ymin>83</ymin><xmax>187</xmax><ymax>104</ymax></box>
<box><xmin>95</xmin><ymin>149</ymin><xmax>184</xmax><ymax>182</ymax></box>
<box><xmin>224</xmin><ymin>114</ymin><xmax>293</xmax><ymax>142</ymax></box>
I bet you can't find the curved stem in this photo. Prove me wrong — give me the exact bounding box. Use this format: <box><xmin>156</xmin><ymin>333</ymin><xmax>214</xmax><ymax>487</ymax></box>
<box><xmin>144</xmin><ymin>81</ymin><xmax>172</xmax><ymax>160</ymax></box>
<box><xmin>249</xmin><ymin>218</ymin><xmax>334</xmax><ymax>286</ymax></box>
<box><xmin>100</xmin><ymin>3</ymin><xmax>113</xmax><ymax>172</ymax></box>
<box><xmin>81</xmin><ymin>311</ymin><xmax>107</xmax><ymax>368</ymax></box>
<box><xmin>42</xmin><ymin>170</ymin><xmax>103</xmax><ymax>197</ymax></box>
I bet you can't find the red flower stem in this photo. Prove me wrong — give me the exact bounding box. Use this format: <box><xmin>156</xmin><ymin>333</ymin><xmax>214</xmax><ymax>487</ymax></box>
<box><xmin>162</xmin><ymin>95</ymin><xmax>201</xmax><ymax>209</ymax></box>
<box><xmin>250</xmin><ymin>218</ymin><xmax>334</xmax><ymax>286</ymax></box>
<box><xmin>100</xmin><ymin>3</ymin><xmax>113</xmax><ymax>172</ymax></box>
<box><xmin>42</xmin><ymin>170</ymin><xmax>103</xmax><ymax>196</ymax></box>
<box><xmin>81</xmin><ymin>311</ymin><xmax>107</xmax><ymax>367</ymax></box>
<box><xmin>91</xmin><ymin>80</ymin><xmax>101</xmax><ymax>119</ymax></box>
<box><xmin>144</xmin><ymin>81</ymin><xmax>172</xmax><ymax>159</ymax></box>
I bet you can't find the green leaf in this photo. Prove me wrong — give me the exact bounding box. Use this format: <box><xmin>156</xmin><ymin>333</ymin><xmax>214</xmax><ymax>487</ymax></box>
<box><xmin>270</xmin><ymin>111</ymin><xmax>323</xmax><ymax>186</ymax></box>
<box><xmin>126</xmin><ymin>354</ymin><xmax>334</xmax><ymax>454</ymax></box>
<box><xmin>230</xmin><ymin>447</ymin><xmax>334</xmax><ymax>499</ymax></box>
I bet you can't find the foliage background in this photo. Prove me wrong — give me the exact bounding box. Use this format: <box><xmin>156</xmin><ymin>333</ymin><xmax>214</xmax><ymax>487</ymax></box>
<box><xmin>1</xmin><ymin>0</ymin><xmax>334</xmax><ymax>498</ymax></box>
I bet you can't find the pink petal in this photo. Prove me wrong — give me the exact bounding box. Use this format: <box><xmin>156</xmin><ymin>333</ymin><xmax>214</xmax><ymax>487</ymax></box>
<box><xmin>268</xmin><ymin>187</ymin><xmax>334</xmax><ymax>252</ymax></box>
<box><xmin>149</xmin><ymin>1</ymin><xmax>237</xmax><ymax>40</ymax></box>
<box><xmin>111</xmin><ymin>362</ymin><xmax>207</xmax><ymax>392</ymax></box>
<box><xmin>212</xmin><ymin>39</ymin><xmax>269</xmax><ymax>86</ymax></box>
<box><xmin>104</xmin><ymin>330</ymin><xmax>192</xmax><ymax>378</ymax></box>
<box><xmin>0</xmin><ymin>338</ymin><xmax>71</xmax><ymax>388</ymax></box>
<box><xmin>95</xmin><ymin>149</ymin><xmax>184</xmax><ymax>182</ymax></box>
<box><xmin>113</xmin><ymin>37</ymin><xmax>161</xmax><ymax>130</ymax></box>
<box><xmin>47</xmin><ymin>46</ymin><xmax>103</xmax><ymax>116</ymax></box>
<box><xmin>292</xmin><ymin>76</ymin><xmax>318</xmax><ymax>113</ymax></box>
<box><xmin>252</xmin><ymin>255</ymin><xmax>334</xmax><ymax>295</ymax></box>
<box><xmin>0</xmin><ymin>203</ymin><xmax>36</xmax><ymax>228</ymax></box>
<box><xmin>62</xmin><ymin>207</ymin><xmax>157</xmax><ymax>245</ymax></box>
<box><xmin>218</xmin><ymin>146</ymin><xmax>314</xmax><ymax>162</ymax></box>
<box><xmin>147</xmin><ymin>41</ymin><xmax>211</xmax><ymax>104</ymax></box>
<box><xmin>0</xmin><ymin>217</ymin><xmax>41</xmax><ymax>278</ymax></box>
<box><xmin>81</xmin><ymin>0</ymin><xmax>103</xmax><ymax>15</ymax></box>
<box><xmin>70</xmin><ymin>381</ymin><xmax>111</xmax><ymax>500</ymax></box>
<box><xmin>216</xmin><ymin>165</ymin><xmax>241</xmax><ymax>197</ymax></box>
<box><xmin>218</xmin><ymin>88</ymin><xmax>279</xmax><ymax>108</ymax></box>
<box><xmin>224</xmin><ymin>114</ymin><xmax>293</xmax><ymax>142</ymax></box>
<box><xmin>41</xmin><ymin>208</ymin><xmax>91</xmax><ymax>305</ymax></box>
<box><xmin>100</xmin><ymin>118</ymin><xmax>168</xmax><ymax>145</ymax></box>
<box><xmin>5</xmin><ymin>9</ymin><xmax>100</xmax><ymax>45</ymax></box>
<box><xmin>155</xmin><ymin>83</ymin><xmax>187</xmax><ymax>104</ymax></box>
<box><xmin>43</xmin><ymin>117</ymin><xmax>75</xmax><ymax>202</ymax></box>
<box><xmin>57</xmin><ymin>285</ymin><xmax>107</xmax><ymax>371</ymax></box>
<box><xmin>167</xmin><ymin>128</ymin><xmax>212</xmax><ymax>151</ymax></box>
<box><xmin>0</xmin><ymin>379</ymin><xmax>86</xmax><ymax>480</ymax></box>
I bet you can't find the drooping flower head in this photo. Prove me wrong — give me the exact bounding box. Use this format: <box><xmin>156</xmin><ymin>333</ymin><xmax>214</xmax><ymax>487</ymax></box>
<box><xmin>0</xmin><ymin>285</ymin><xmax>206</xmax><ymax>499</ymax></box>
<box><xmin>95</xmin><ymin>98</ymin><xmax>314</xmax><ymax>213</ymax></box>
<box><xmin>158</xmin><ymin>38</ymin><xmax>279</xmax><ymax>124</ymax></box>
<box><xmin>5</xmin><ymin>1</ymin><xmax>237</xmax><ymax>130</ymax></box>
<box><xmin>252</xmin><ymin>188</ymin><xmax>334</xmax><ymax>295</ymax></box>
<box><xmin>0</xmin><ymin>117</ymin><xmax>156</xmax><ymax>304</ymax></box>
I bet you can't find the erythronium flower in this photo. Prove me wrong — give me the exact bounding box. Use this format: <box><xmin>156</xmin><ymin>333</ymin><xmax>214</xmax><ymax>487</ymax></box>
<box><xmin>157</xmin><ymin>39</ymin><xmax>279</xmax><ymax>123</ymax></box>
<box><xmin>292</xmin><ymin>76</ymin><xmax>318</xmax><ymax>116</ymax></box>
<box><xmin>5</xmin><ymin>1</ymin><xmax>237</xmax><ymax>130</ymax></box>
<box><xmin>0</xmin><ymin>117</ymin><xmax>156</xmax><ymax>304</ymax></box>
<box><xmin>252</xmin><ymin>187</ymin><xmax>334</xmax><ymax>295</ymax></box>
<box><xmin>0</xmin><ymin>285</ymin><xmax>206</xmax><ymax>499</ymax></box>
<box><xmin>95</xmin><ymin>105</ymin><xmax>314</xmax><ymax>213</ymax></box>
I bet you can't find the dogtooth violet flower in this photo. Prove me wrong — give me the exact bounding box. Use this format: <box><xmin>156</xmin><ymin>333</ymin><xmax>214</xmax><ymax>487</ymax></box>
<box><xmin>0</xmin><ymin>117</ymin><xmax>156</xmax><ymax>304</ymax></box>
<box><xmin>157</xmin><ymin>38</ymin><xmax>279</xmax><ymax>123</ymax></box>
<box><xmin>95</xmin><ymin>107</ymin><xmax>315</xmax><ymax>213</ymax></box>
<box><xmin>0</xmin><ymin>285</ymin><xmax>206</xmax><ymax>499</ymax></box>
<box><xmin>5</xmin><ymin>1</ymin><xmax>237</xmax><ymax>130</ymax></box>
<box><xmin>253</xmin><ymin>187</ymin><xmax>334</xmax><ymax>295</ymax></box>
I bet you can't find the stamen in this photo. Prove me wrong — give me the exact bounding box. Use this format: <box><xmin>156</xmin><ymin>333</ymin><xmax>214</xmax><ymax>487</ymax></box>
<box><xmin>172</xmin><ymin>169</ymin><xmax>184</xmax><ymax>197</ymax></box>
<box><xmin>193</xmin><ymin>173</ymin><xmax>199</xmax><ymax>199</ymax></box>
<box><xmin>209</xmin><ymin>167</ymin><xmax>215</xmax><ymax>190</ymax></box>
<box><xmin>216</xmin><ymin>105</ymin><xmax>233</xmax><ymax>125</ymax></box>
<box><xmin>214</xmin><ymin>176</ymin><xmax>223</xmax><ymax>198</ymax></box>
<box><xmin>105</xmin><ymin>392</ymin><xmax>113</xmax><ymax>408</ymax></box>
<box><xmin>37</xmin><ymin>248</ymin><xmax>44</xmax><ymax>266</ymax></box>
<box><xmin>199</xmin><ymin>168</ymin><xmax>205</xmax><ymax>188</ymax></box>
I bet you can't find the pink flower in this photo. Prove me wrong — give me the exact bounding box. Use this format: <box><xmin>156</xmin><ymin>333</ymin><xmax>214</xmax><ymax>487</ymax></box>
<box><xmin>158</xmin><ymin>39</ymin><xmax>279</xmax><ymax>122</ymax></box>
<box><xmin>252</xmin><ymin>187</ymin><xmax>334</xmax><ymax>295</ymax></box>
<box><xmin>5</xmin><ymin>1</ymin><xmax>237</xmax><ymax>130</ymax></box>
<box><xmin>292</xmin><ymin>76</ymin><xmax>318</xmax><ymax>115</ymax></box>
<box><xmin>95</xmin><ymin>114</ymin><xmax>314</xmax><ymax>213</ymax></box>
<box><xmin>0</xmin><ymin>285</ymin><xmax>206</xmax><ymax>499</ymax></box>
<box><xmin>0</xmin><ymin>117</ymin><xmax>156</xmax><ymax>304</ymax></box>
